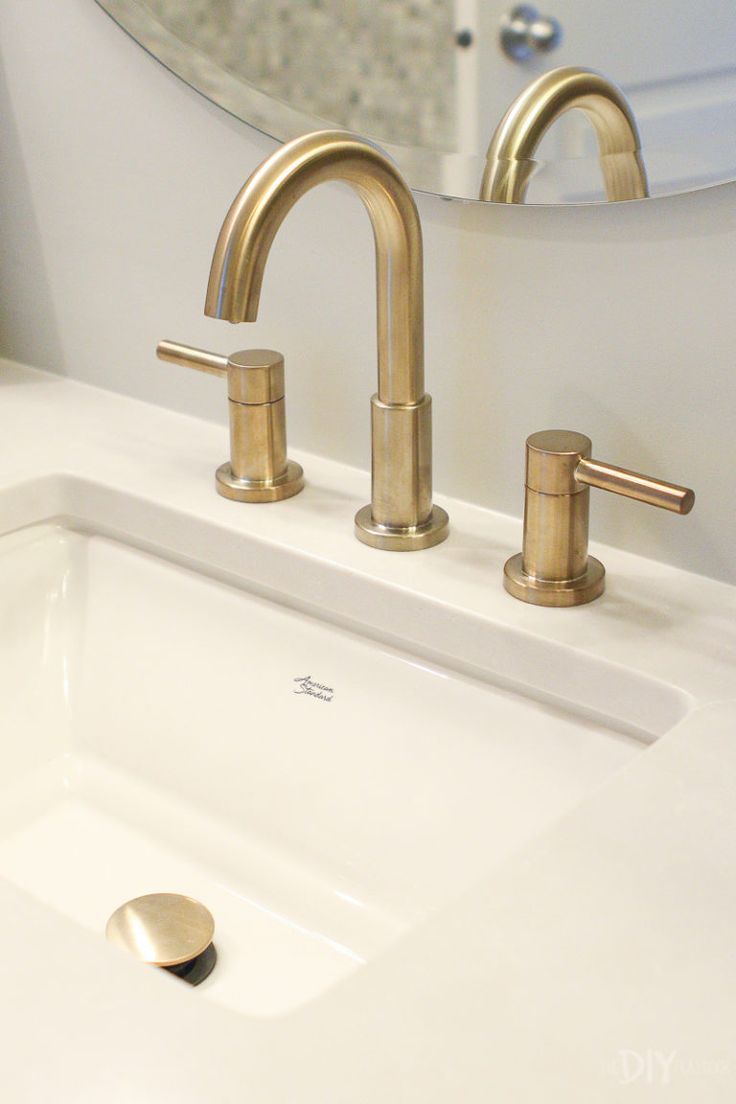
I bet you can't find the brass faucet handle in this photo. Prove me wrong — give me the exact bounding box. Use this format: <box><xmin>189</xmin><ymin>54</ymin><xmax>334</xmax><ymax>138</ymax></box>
<box><xmin>504</xmin><ymin>429</ymin><xmax>695</xmax><ymax>607</ymax></box>
<box><xmin>155</xmin><ymin>339</ymin><xmax>303</xmax><ymax>504</ymax></box>
<box><xmin>156</xmin><ymin>341</ymin><xmax>286</xmax><ymax>404</ymax></box>
<box><xmin>575</xmin><ymin>458</ymin><xmax>694</xmax><ymax>515</ymax></box>
<box><xmin>523</xmin><ymin>430</ymin><xmax>695</xmax><ymax>513</ymax></box>
<box><xmin>156</xmin><ymin>340</ymin><xmax>228</xmax><ymax>379</ymax></box>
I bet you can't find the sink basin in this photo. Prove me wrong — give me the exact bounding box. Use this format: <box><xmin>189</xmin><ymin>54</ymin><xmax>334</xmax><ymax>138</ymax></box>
<box><xmin>0</xmin><ymin>523</ymin><xmax>651</xmax><ymax>1017</ymax></box>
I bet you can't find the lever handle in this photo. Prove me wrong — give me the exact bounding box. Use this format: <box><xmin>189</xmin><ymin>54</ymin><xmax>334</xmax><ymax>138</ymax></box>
<box><xmin>504</xmin><ymin>429</ymin><xmax>695</xmax><ymax>607</ymax></box>
<box><xmin>156</xmin><ymin>340</ymin><xmax>228</xmax><ymax>379</ymax></box>
<box><xmin>575</xmin><ymin>458</ymin><xmax>694</xmax><ymax>515</ymax></box>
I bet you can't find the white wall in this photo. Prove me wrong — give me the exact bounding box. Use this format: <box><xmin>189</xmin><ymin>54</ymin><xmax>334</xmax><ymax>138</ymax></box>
<box><xmin>1</xmin><ymin>0</ymin><xmax>734</xmax><ymax>583</ymax></box>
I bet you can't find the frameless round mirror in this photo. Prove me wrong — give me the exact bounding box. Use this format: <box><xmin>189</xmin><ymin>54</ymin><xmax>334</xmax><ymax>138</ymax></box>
<box><xmin>96</xmin><ymin>0</ymin><xmax>736</xmax><ymax>205</ymax></box>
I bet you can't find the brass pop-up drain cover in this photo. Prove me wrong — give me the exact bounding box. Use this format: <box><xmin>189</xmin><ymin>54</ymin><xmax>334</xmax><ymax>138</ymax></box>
<box><xmin>106</xmin><ymin>893</ymin><xmax>217</xmax><ymax>986</ymax></box>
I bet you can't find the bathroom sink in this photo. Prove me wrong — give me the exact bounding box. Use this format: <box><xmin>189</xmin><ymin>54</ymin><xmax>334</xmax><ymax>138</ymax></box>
<box><xmin>0</xmin><ymin>522</ymin><xmax>650</xmax><ymax>1017</ymax></box>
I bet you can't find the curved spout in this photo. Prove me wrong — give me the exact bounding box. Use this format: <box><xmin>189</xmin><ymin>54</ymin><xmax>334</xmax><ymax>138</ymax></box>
<box><xmin>205</xmin><ymin>130</ymin><xmax>423</xmax><ymax>405</ymax></box>
<box><xmin>481</xmin><ymin>67</ymin><xmax>649</xmax><ymax>203</ymax></box>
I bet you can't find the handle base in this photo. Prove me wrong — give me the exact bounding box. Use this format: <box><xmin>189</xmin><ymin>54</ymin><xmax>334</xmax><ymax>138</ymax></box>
<box><xmin>354</xmin><ymin>504</ymin><xmax>449</xmax><ymax>552</ymax></box>
<box><xmin>503</xmin><ymin>552</ymin><xmax>605</xmax><ymax>607</ymax></box>
<box><xmin>216</xmin><ymin>460</ymin><xmax>304</xmax><ymax>503</ymax></box>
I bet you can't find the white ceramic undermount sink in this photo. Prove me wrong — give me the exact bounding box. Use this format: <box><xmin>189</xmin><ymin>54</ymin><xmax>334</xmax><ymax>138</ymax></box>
<box><xmin>0</xmin><ymin>520</ymin><xmax>661</xmax><ymax>1017</ymax></box>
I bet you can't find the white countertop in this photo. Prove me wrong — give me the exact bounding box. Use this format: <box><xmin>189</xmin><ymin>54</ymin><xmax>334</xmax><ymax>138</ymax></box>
<box><xmin>1</xmin><ymin>359</ymin><xmax>734</xmax><ymax>1101</ymax></box>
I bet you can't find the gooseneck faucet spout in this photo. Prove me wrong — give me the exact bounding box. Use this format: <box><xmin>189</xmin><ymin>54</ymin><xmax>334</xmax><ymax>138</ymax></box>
<box><xmin>205</xmin><ymin>130</ymin><xmax>449</xmax><ymax>550</ymax></box>
<box><xmin>481</xmin><ymin>66</ymin><xmax>649</xmax><ymax>203</ymax></box>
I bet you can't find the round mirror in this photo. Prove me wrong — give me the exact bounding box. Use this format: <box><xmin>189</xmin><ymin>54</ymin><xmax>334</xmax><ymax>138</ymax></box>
<box><xmin>95</xmin><ymin>0</ymin><xmax>736</xmax><ymax>205</ymax></box>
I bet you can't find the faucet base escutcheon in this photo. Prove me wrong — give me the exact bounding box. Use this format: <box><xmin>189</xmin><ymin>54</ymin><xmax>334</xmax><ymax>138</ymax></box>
<box><xmin>503</xmin><ymin>551</ymin><xmax>606</xmax><ymax>607</ymax></box>
<box><xmin>216</xmin><ymin>460</ymin><xmax>304</xmax><ymax>503</ymax></box>
<box><xmin>355</xmin><ymin>505</ymin><xmax>449</xmax><ymax>552</ymax></box>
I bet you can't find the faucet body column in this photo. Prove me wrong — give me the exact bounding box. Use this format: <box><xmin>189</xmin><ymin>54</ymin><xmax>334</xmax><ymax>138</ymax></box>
<box><xmin>370</xmin><ymin>395</ymin><xmax>432</xmax><ymax>528</ymax></box>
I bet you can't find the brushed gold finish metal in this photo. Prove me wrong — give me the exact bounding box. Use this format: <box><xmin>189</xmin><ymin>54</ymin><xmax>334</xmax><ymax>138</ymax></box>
<box><xmin>370</xmin><ymin>394</ymin><xmax>432</xmax><ymax>527</ymax></box>
<box><xmin>504</xmin><ymin>429</ymin><xmax>694</xmax><ymax>606</ymax></box>
<box><xmin>482</xmin><ymin>67</ymin><xmax>649</xmax><ymax>203</ymax></box>
<box><xmin>504</xmin><ymin>552</ymin><xmax>606</xmax><ymax>606</ymax></box>
<box><xmin>156</xmin><ymin>340</ymin><xmax>304</xmax><ymax>502</ymax></box>
<box><xmin>105</xmin><ymin>893</ymin><xmax>215</xmax><ymax>968</ymax></box>
<box><xmin>155</xmin><ymin>340</ymin><xmax>229</xmax><ymax>378</ymax></box>
<box><xmin>204</xmin><ymin>129</ymin><xmax>449</xmax><ymax>550</ymax></box>
<box><xmin>354</xmin><ymin>505</ymin><xmax>450</xmax><ymax>551</ymax></box>
<box><xmin>576</xmin><ymin>457</ymin><xmax>695</xmax><ymax>513</ymax></box>
<box><xmin>216</xmin><ymin>460</ymin><xmax>305</xmax><ymax>503</ymax></box>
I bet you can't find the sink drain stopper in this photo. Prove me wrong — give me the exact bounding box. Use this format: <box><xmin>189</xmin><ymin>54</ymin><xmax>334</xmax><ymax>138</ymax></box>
<box><xmin>106</xmin><ymin>893</ymin><xmax>217</xmax><ymax>986</ymax></box>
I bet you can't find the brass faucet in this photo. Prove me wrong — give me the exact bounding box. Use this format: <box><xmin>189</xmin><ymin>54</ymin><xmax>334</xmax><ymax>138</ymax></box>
<box><xmin>204</xmin><ymin>130</ymin><xmax>449</xmax><ymax>551</ymax></box>
<box><xmin>504</xmin><ymin>431</ymin><xmax>694</xmax><ymax>606</ymax></box>
<box><xmin>481</xmin><ymin>66</ymin><xmax>649</xmax><ymax>203</ymax></box>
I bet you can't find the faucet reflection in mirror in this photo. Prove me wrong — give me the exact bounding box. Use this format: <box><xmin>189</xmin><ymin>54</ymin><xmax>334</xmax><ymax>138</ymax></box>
<box><xmin>482</xmin><ymin>67</ymin><xmax>649</xmax><ymax>203</ymax></box>
<box><xmin>205</xmin><ymin>130</ymin><xmax>449</xmax><ymax>551</ymax></box>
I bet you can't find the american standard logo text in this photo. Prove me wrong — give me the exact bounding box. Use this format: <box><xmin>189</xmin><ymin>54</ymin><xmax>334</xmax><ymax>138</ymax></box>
<box><xmin>293</xmin><ymin>675</ymin><xmax>334</xmax><ymax>703</ymax></box>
